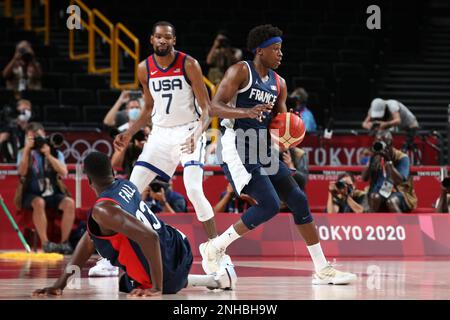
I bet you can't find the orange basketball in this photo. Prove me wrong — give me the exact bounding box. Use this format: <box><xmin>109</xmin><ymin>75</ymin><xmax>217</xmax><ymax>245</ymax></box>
<box><xmin>269</xmin><ymin>112</ymin><xmax>306</xmax><ymax>150</ymax></box>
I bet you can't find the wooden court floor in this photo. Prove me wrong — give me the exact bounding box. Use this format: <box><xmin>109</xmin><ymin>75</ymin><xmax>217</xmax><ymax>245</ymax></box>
<box><xmin>1</xmin><ymin>255</ymin><xmax>450</xmax><ymax>300</ymax></box>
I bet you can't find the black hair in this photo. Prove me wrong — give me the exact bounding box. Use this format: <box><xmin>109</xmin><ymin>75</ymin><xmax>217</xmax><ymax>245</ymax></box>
<box><xmin>83</xmin><ymin>152</ymin><xmax>113</xmax><ymax>179</ymax></box>
<box><xmin>247</xmin><ymin>24</ymin><xmax>283</xmax><ymax>52</ymax></box>
<box><xmin>152</xmin><ymin>21</ymin><xmax>176</xmax><ymax>36</ymax></box>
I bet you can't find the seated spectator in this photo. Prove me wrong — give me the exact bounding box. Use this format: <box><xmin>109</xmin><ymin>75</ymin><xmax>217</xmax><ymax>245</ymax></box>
<box><xmin>281</xmin><ymin>146</ymin><xmax>308</xmax><ymax>191</ymax></box>
<box><xmin>361</xmin><ymin>130</ymin><xmax>417</xmax><ymax>213</ymax></box>
<box><xmin>103</xmin><ymin>90</ymin><xmax>143</xmax><ymax>133</ymax></box>
<box><xmin>111</xmin><ymin>125</ymin><xmax>151</xmax><ymax>178</ymax></box>
<box><xmin>435</xmin><ymin>177</ymin><xmax>450</xmax><ymax>213</ymax></box>
<box><xmin>362</xmin><ymin>98</ymin><xmax>419</xmax><ymax>132</ymax></box>
<box><xmin>206</xmin><ymin>30</ymin><xmax>242</xmax><ymax>85</ymax></box>
<box><xmin>289</xmin><ymin>87</ymin><xmax>317</xmax><ymax>133</ymax></box>
<box><xmin>214</xmin><ymin>183</ymin><xmax>257</xmax><ymax>214</ymax></box>
<box><xmin>15</xmin><ymin>122</ymin><xmax>75</xmax><ymax>254</ymax></box>
<box><xmin>327</xmin><ymin>172</ymin><xmax>365</xmax><ymax>214</ymax></box>
<box><xmin>141</xmin><ymin>178</ymin><xmax>187</xmax><ymax>213</ymax></box>
<box><xmin>2</xmin><ymin>40</ymin><xmax>42</xmax><ymax>98</ymax></box>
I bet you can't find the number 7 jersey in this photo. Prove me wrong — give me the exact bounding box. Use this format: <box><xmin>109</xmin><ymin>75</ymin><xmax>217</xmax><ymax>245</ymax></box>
<box><xmin>146</xmin><ymin>51</ymin><xmax>201</xmax><ymax>127</ymax></box>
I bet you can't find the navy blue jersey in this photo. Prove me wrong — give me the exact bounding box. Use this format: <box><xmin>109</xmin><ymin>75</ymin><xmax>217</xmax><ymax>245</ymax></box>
<box><xmin>229</xmin><ymin>60</ymin><xmax>280</xmax><ymax>131</ymax></box>
<box><xmin>87</xmin><ymin>179</ymin><xmax>192</xmax><ymax>290</ymax></box>
<box><xmin>220</xmin><ymin>61</ymin><xmax>281</xmax><ymax>174</ymax></box>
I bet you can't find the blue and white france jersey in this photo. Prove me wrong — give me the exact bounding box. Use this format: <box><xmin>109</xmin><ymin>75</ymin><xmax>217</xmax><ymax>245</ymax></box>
<box><xmin>221</xmin><ymin>60</ymin><xmax>280</xmax><ymax>131</ymax></box>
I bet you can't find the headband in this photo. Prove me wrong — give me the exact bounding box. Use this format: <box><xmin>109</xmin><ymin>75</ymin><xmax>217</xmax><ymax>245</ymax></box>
<box><xmin>252</xmin><ymin>36</ymin><xmax>283</xmax><ymax>54</ymax></box>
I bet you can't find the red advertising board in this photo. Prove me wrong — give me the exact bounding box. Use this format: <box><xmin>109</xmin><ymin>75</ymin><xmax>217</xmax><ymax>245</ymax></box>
<box><xmin>47</xmin><ymin>131</ymin><xmax>440</xmax><ymax>166</ymax></box>
<box><xmin>300</xmin><ymin>134</ymin><xmax>440</xmax><ymax>166</ymax></box>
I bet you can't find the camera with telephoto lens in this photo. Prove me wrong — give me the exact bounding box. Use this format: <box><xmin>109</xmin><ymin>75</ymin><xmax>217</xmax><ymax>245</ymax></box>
<box><xmin>335</xmin><ymin>180</ymin><xmax>347</xmax><ymax>190</ymax></box>
<box><xmin>33</xmin><ymin>133</ymin><xmax>64</xmax><ymax>150</ymax></box>
<box><xmin>217</xmin><ymin>37</ymin><xmax>230</xmax><ymax>49</ymax></box>
<box><xmin>18</xmin><ymin>47</ymin><xmax>33</xmax><ymax>64</ymax></box>
<box><xmin>442</xmin><ymin>177</ymin><xmax>450</xmax><ymax>190</ymax></box>
<box><xmin>372</xmin><ymin>140</ymin><xmax>387</xmax><ymax>153</ymax></box>
<box><xmin>129</xmin><ymin>90</ymin><xmax>142</xmax><ymax>100</ymax></box>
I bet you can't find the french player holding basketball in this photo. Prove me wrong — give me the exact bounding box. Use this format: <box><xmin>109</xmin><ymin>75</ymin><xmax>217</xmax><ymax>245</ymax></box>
<box><xmin>113</xmin><ymin>21</ymin><xmax>233</xmax><ymax>273</ymax></box>
<box><xmin>200</xmin><ymin>24</ymin><xmax>357</xmax><ymax>284</ymax></box>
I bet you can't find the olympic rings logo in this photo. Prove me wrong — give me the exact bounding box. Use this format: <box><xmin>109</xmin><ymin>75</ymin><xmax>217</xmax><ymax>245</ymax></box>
<box><xmin>59</xmin><ymin>139</ymin><xmax>113</xmax><ymax>162</ymax></box>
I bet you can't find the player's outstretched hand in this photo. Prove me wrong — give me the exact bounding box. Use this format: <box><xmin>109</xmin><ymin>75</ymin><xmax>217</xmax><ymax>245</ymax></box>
<box><xmin>114</xmin><ymin>131</ymin><xmax>132</xmax><ymax>151</ymax></box>
<box><xmin>32</xmin><ymin>287</ymin><xmax>63</xmax><ymax>297</ymax></box>
<box><xmin>247</xmin><ymin>103</ymin><xmax>273</xmax><ymax>122</ymax></box>
<box><xmin>127</xmin><ymin>288</ymin><xmax>162</xmax><ymax>298</ymax></box>
<box><xmin>181</xmin><ymin>133</ymin><xmax>197</xmax><ymax>154</ymax></box>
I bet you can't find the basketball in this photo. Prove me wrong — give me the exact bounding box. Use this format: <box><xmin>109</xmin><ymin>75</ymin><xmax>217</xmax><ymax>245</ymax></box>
<box><xmin>269</xmin><ymin>112</ymin><xmax>306</xmax><ymax>150</ymax></box>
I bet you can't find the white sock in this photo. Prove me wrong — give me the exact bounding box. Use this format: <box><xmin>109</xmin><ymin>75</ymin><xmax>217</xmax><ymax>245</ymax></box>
<box><xmin>187</xmin><ymin>274</ymin><xmax>218</xmax><ymax>288</ymax></box>
<box><xmin>212</xmin><ymin>225</ymin><xmax>240</xmax><ymax>250</ymax></box>
<box><xmin>307</xmin><ymin>243</ymin><xmax>329</xmax><ymax>272</ymax></box>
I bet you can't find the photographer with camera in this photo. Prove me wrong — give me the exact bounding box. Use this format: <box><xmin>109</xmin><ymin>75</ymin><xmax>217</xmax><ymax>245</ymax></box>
<box><xmin>2</xmin><ymin>41</ymin><xmax>42</xmax><ymax>98</ymax></box>
<box><xmin>327</xmin><ymin>172</ymin><xmax>365</xmax><ymax>214</ymax></box>
<box><xmin>142</xmin><ymin>178</ymin><xmax>187</xmax><ymax>214</ymax></box>
<box><xmin>435</xmin><ymin>178</ymin><xmax>450</xmax><ymax>213</ymax></box>
<box><xmin>361</xmin><ymin>130</ymin><xmax>417</xmax><ymax>213</ymax></box>
<box><xmin>0</xmin><ymin>99</ymin><xmax>34</xmax><ymax>162</ymax></box>
<box><xmin>103</xmin><ymin>90</ymin><xmax>144</xmax><ymax>133</ymax></box>
<box><xmin>362</xmin><ymin>98</ymin><xmax>419</xmax><ymax>135</ymax></box>
<box><xmin>111</xmin><ymin>125</ymin><xmax>151</xmax><ymax>178</ymax></box>
<box><xmin>206</xmin><ymin>30</ymin><xmax>243</xmax><ymax>85</ymax></box>
<box><xmin>15</xmin><ymin>122</ymin><xmax>74</xmax><ymax>254</ymax></box>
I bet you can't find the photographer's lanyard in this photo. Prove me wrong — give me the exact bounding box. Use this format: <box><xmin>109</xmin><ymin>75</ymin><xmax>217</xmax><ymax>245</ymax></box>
<box><xmin>32</xmin><ymin>152</ymin><xmax>46</xmax><ymax>194</ymax></box>
<box><xmin>381</xmin><ymin>158</ymin><xmax>386</xmax><ymax>178</ymax></box>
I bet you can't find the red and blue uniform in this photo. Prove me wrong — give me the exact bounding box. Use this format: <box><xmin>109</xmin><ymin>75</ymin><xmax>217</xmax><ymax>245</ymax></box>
<box><xmin>87</xmin><ymin>179</ymin><xmax>193</xmax><ymax>294</ymax></box>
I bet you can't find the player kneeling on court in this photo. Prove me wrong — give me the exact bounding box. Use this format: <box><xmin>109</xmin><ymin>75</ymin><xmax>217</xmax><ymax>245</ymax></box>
<box><xmin>33</xmin><ymin>152</ymin><xmax>236</xmax><ymax>297</ymax></box>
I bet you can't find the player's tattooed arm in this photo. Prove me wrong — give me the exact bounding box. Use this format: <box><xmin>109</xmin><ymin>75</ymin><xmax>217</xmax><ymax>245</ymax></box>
<box><xmin>274</xmin><ymin>76</ymin><xmax>288</xmax><ymax>115</ymax></box>
<box><xmin>92</xmin><ymin>201</ymin><xmax>164</xmax><ymax>293</ymax></box>
<box><xmin>32</xmin><ymin>232</ymin><xmax>96</xmax><ymax>296</ymax></box>
<box><xmin>211</xmin><ymin>62</ymin><xmax>272</xmax><ymax>120</ymax></box>
<box><xmin>114</xmin><ymin>61</ymin><xmax>154</xmax><ymax>150</ymax></box>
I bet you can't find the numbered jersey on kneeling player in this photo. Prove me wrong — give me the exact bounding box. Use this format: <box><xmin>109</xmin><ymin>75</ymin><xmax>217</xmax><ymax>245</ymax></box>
<box><xmin>146</xmin><ymin>51</ymin><xmax>201</xmax><ymax>127</ymax></box>
<box><xmin>87</xmin><ymin>179</ymin><xmax>186</xmax><ymax>288</ymax></box>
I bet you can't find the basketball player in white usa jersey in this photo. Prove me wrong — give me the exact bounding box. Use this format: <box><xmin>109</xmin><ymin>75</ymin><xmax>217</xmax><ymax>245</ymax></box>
<box><xmin>114</xmin><ymin>21</ymin><xmax>232</xmax><ymax>275</ymax></box>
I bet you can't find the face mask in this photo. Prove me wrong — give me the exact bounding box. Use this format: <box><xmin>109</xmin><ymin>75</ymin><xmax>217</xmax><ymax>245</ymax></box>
<box><xmin>18</xmin><ymin>109</ymin><xmax>31</xmax><ymax>122</ymax></box>
<box><xmin>128</xmin><ymin>108</ymin><xmax>141</xmax><ymax>121</ymax></box>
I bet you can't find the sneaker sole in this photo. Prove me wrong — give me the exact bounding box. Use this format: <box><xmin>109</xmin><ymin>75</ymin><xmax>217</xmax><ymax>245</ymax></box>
<box><xmin>312</xmin><ymin>275</ymin><xmax>357</xmax><ymax>285</ymax></box>
<box><xmin>223</xmin><ymin>266</ymin><xmax>237</xmax><ymax>291</ymax></box>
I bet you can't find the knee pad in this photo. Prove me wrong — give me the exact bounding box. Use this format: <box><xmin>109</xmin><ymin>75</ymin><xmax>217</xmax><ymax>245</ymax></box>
<box><xmin>183</xmin><ymin>165</ymin><xmax>214</xmax><ymax>222</ymax></box>
<box><xmin>272</xmin><ymin>175</ymin><xmax>313</xmax><ymax>225</ymax></box>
